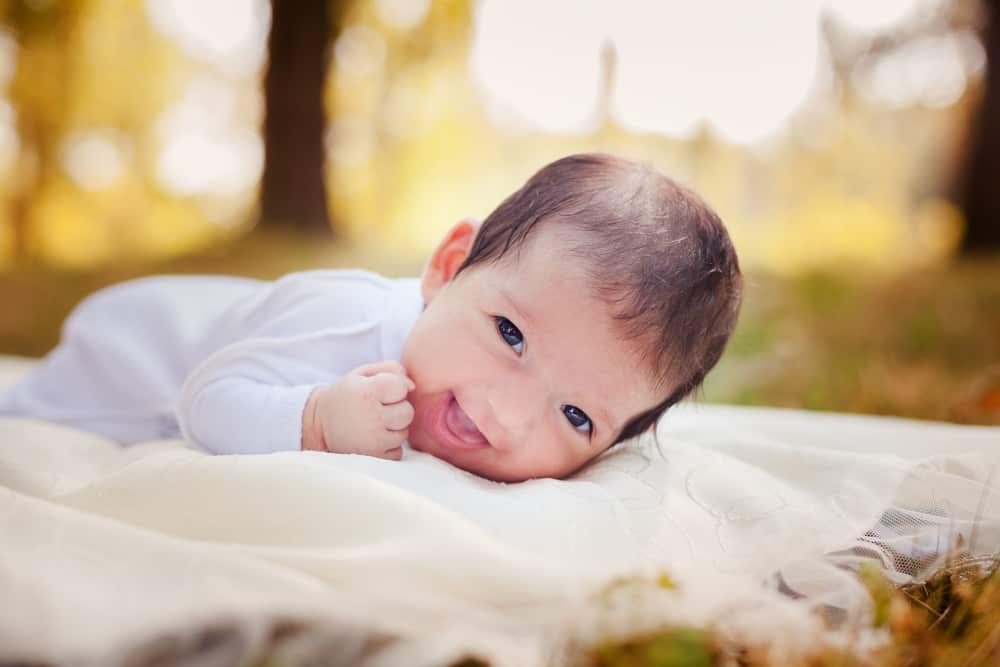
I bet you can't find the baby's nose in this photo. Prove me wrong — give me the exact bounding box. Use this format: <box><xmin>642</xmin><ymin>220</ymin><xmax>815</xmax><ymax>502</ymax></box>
<box><xmin>487</xmin><ymin>380</ymin><xmax>546</xmax><ymax>440</ymax></box>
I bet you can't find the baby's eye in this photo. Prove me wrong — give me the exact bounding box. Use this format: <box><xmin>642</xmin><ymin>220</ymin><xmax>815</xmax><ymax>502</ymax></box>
<box><xmin>495</xmin><ymin>316</ymin><xmax>524</xmax><ymax>354</ymax></box>
<box><xmin>561</xmin><ymin>404</ymin><xmax>592</xmax><ymax>435</ymax></box>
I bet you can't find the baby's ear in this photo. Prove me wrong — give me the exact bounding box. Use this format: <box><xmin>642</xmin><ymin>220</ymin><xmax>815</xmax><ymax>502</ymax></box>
<box><xmin>421</xmin><ymin>219</ymin><xmax>480</xmax><ymax>302</ymax></box>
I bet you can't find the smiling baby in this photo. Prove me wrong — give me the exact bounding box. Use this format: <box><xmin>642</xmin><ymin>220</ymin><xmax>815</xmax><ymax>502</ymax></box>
<box><xmin>1</xmin><ymin>154</ymin><xmax>742</xmax><ymax>482</ymax></box>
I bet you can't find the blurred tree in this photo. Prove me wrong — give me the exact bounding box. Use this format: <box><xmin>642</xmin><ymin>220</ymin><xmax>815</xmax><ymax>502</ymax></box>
<box><xmin>261</xmin><ymin>0</ymin><xmax>350</xmax><ymax>234</ymax></box>
<box><xmin>957</xmin><ymin>0</ymin><xmax>1000</xmax><ymax>252</ymax></box>
<box><xmin>2</xmin><ymin>0</ymin><xmax>193</xmax><ymax>267</ymax></box>
<box><xmin>2</xmin><ymin>1</ymin><xmax>81</xmax><ymax>259</ymax></box>
<box><xmin>824</xmin><ymin>0</ymin><xmax>998</xmax><ymax>255</ymax></box>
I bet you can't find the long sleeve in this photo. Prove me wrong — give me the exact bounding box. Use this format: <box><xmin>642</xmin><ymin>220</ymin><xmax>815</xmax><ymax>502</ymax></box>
<box><xmin>175</xmin><ymin>270</ymin><xmax>417</xmax><ymax>455</ymax></box>
<box><xmin>177</xmin><ymin>357</ymin><xmax>320</xmax><ymax>455</ymax></box>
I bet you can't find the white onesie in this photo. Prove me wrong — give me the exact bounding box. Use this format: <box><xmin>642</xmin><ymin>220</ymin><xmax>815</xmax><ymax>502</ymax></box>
<box><xmin>0</xmin><ymin>270</ymin><xmax>424</xmax><ymax>454</ymax></box>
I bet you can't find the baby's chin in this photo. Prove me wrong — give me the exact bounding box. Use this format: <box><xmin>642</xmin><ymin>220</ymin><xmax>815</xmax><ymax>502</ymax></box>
<box><xmin>406</xmin><ymin>419</ymin><xmax>512</xmax><ymax>482</ymax></box>
<box><xmin>408</xmin><ymin>431</ymin><xmax>543</xmax><ymax>483</ymax></box>
<box><xmin>406</xmin><ymin>391</ymin><xmax>566</xmax><ymax>483</ymax></box>
<box><xmin>406</xmin><ymin>420</ymin><xmax>496</xmax><ymax>479</ymax></box>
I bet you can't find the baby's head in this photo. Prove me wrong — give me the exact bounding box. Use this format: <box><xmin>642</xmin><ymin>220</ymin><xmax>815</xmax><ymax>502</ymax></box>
<box><xmin>401</xmin><ymin>153</ymin><xmax>742</xmax><ymax>482</ymax></box>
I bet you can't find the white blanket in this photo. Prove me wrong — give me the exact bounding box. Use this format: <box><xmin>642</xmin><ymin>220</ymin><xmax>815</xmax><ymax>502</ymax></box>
<box><xmin>1</xmin><ymin>355</ymin><xmax>998</xmax><ymax>666</ymax></box>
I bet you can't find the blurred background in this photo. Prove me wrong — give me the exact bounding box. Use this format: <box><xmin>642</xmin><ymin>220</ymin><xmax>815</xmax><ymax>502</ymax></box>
<box><xmin>0</xmin><ymin>0</ymin><xmax>996</xmax><ymax>424</ymax></box>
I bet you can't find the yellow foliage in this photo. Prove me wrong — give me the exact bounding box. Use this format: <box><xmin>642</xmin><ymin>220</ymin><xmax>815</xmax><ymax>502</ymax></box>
<box><xmin>4</xmin><ymin>0</ymin><xmax>206</xmax><ymax>269</ymax></box>
<box><xmin>136</xmin><ymin>196</ymin><xmax>214</xmax><ymax>259</ymax></box>
<box><xmin>0</xmin><ymin>0</ymin><xmax>979</xmax><ymax>274</ymax></box>
<box><xmin>29</xmin><ymin>180</ymin><xmax>113</xmax><ymax>269</ymax></box>
<box><xmin>912</xmin><ymin>197</ymin><xmax>964</xmax><ymax>260</ymax></box>
<box><xmin>0</xmin><ymin>217</ymin><xmax>12</xmax><ymax>269</ymax></box>
<box><xmin>750</xmin><ymin>197</ymin><xmax>908</xmax><ymax>275</ymax></box>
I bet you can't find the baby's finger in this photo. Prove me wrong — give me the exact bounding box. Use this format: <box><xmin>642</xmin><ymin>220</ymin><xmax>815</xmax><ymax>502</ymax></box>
<box><xmin>382</xmin><ymin>446</ymin><xmax>403</xmax><ymax>461</ymax></box>
<box><xmin>369</xmin><ymin>372</ymin><xmax>414</xmax><ymax>404</ymax></box>
<box><xmin>356</xmin><ymin>360</ymin><xmax>408</xmax><ymax>379</ymax></box>
<box><xmin>381</xmin><ymin>400</ymin><xmax>414</xmax><ymax>431</ymax></box>
<box><xmin>377</xmin><ymin>427</ymin><xmax>407</xmax><ymax>453</ymax></box>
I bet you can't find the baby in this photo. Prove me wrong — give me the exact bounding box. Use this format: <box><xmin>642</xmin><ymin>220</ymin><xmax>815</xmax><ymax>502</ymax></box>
<box><xmin>0</xmin><ymin>154</ymin><xmax>742</xmax><ymax>482</ymax></box>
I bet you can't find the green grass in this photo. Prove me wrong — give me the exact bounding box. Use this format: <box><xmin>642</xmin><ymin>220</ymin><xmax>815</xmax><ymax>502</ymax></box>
<box><xmin>591</xmin><ymin>628</ymin><xmax>717</xmax><ymax>667</ymax></box>
<box><xmin>703</xmin><ymin>257</ymin><xmax>1000</xmax><ymax>426</ymax></box>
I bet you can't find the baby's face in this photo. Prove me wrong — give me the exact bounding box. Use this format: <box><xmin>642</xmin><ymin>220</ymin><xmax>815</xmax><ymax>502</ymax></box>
<box><xmin>401</xmin><ymin>223</ymin><xmax>662</xmax><ymax>482</ymax></box>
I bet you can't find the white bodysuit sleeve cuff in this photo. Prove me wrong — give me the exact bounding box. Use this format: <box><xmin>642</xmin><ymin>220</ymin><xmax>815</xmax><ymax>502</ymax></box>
<box><xmin>177</xmin><ymin>377</ymin><xmax>320</xmax><ymax>455</ymax></box>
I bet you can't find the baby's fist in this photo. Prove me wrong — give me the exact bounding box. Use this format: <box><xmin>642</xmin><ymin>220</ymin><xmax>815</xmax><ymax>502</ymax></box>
<box><xmin>302</xmin><ymin>361</ymin><xmax>415</xmax><ymax>460</ymax></box>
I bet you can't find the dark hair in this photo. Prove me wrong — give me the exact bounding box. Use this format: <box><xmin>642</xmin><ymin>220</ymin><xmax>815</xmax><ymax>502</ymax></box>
<box><xmin>455</xmin><ymin>153</ymin><xmax>743</xmax><ymax>445</ymax></box>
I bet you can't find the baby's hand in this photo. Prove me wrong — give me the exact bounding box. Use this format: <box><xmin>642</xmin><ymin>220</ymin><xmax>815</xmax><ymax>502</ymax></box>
<box><xmin>301</xmin><ymin>361</ymin><xmax>415</xmax><ymax>460</ymax></box>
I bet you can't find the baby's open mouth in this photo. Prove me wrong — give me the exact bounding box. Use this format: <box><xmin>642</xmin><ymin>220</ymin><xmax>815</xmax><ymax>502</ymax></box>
<box><xmin>441</xmin><ymin>394</ymin><xmax>491</xmax><ymax>449</ymax></box>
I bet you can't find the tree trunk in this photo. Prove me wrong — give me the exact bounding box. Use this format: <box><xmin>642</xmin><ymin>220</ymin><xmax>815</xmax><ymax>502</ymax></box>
<box><xmin>957</xmin><ymin>0</ymin><xmax>1000</xmax><ymax>253</ymax></box>
<box><xmin>260</xmin><ymin>0</ymin><xmax>336</xmax><ymax>233</ymax></box>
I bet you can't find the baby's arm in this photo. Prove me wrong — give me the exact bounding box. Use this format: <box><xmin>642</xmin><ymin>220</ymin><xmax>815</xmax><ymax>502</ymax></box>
<box><xmin>176</xmin><ymin>348</ymin><xmax>322</xmax><ymax>455</ymax></box>
<box><xmin>178</xmin><ymin>358</ymin><xmax>414</xmax><ymax>458</ymax></box>
<box><xmin>172</xmin><ymin>328</ymin><xmax>326</xmax><ymax>455</ymax></box>
<box><xmin>301</xmin><ymin>361</ymin><xmax>414</xmax><ymax>460</ymax></box>
<box><xmin>176</xmin><ymin>270</ymin><xmax>414</xmax><ymax>457</ymax></box>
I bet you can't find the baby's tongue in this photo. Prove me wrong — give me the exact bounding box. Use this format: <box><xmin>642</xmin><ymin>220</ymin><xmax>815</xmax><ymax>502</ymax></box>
<box><xmin>445</xmin><ymin>397</ymin><xmax>488</xmax><ymax>445</ymax></box>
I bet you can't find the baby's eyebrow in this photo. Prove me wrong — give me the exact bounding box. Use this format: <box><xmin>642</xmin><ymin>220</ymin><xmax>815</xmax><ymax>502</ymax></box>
<box><xmin>493</xmin><ymin>283</ymin><xmax>533</xmax><ymax>326</ymax></box>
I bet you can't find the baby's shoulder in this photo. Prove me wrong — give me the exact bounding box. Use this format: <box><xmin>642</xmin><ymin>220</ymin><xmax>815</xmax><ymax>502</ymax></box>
<box><xmin>273</xmin><ymin>268</ymin><xmax>394</xmax><ymax>309</ymax></box>
<box><xmin>275</xmin><ymin>268</ymin><xmax>393</xmax><ymax>295</ymax></box>
<box><xmin>243</xmin><ymin>269</ymin><xmax>398</xmax><ymax>334</ymax></box>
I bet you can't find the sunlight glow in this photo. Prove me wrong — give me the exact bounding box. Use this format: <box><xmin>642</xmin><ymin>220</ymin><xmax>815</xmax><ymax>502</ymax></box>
<box><xmin>326</xmin><ymin>116</ymin><xmax>376</xmax><ymax>167</ymax></box>
<box><xmin>853</xmin><ymin>33</ymin><xmax>971</xmax><ymax>108</ymax></box>
<box><xmin>0</xmin><ymin>100</ymin><xmax>18</xmax><ymax>174</ymax></box>
<box><xmin>470</xmin><ymin>0</ymin><xmax>606</xmax><ymax>134</ymax></box>
<box><xmin>146</xmin><ymin>0</ymin><xmax>270</xmax><ymax>76</ymax></box>
<box><xmin>469</xmin><ymin>0</ymin><xmax>960</xmax><ymax>144</ymax></box>
<box><xmin>0</xmin><ymin>30</ymin><xmax>17</xmax><ymax>174</ymax></box>
<box><xmin>335</xmin><ymin>26</ymin><xmax>387</xmax><ymax>78</ymax></box>
<box><xmin>612</xmin><ymin>0</ymin><xmax>823</xmax><ymax>144</ymax></box>
<box><xmin>383</xmin><ymin>72</ymin><xmax>442</xmax><ymax>139</ymax></box>
<box><xmin>824</xmin><ymin>0</ymin><xmax>938</xmax><ymax>33</ymax></box>
<box><xmin>61</xmin><ymin>129</ymin><xmax>129</xmax><ymax>190</ymax></box>
<box><xmin>375</xmin><ymin>0</ymin><xmax>432</xmax><ymax>30</ymax></box>
<box><xmin>155</xmin><ymin>77</ymin><xmax>263</xmax><ymax>196</ymax></box>
<box><xmin>471</xmin><ymin>0</ymin><xmax>826</xmax><ymax>143</ymax></box>
<box><xmin>0</xmin><ymin>30</ymin><xmax>16</xmax><ymax>89</ymax></box>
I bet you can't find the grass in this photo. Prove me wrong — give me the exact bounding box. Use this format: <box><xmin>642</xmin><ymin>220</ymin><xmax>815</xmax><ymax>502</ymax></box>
<box><xmin>549</xmin><ymin>555</ymin><xmax>1000</xmax><ymax>667</ymax></box>
<box><xmin>703</xmin><ymin>257</ymin><xmax>1000</xmax><ymax>426</ymax></box>
<box><xmin>590</xmin><ymin>628</ymin><xmax>717</xmax><ymax>667</ymax></box>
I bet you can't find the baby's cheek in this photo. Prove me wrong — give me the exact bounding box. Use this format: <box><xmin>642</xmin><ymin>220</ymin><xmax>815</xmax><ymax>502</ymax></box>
<box><xmin>402</xmin><ymin>334</ymin><xmax>444</xmax><ymax>388</ymax></box>
<box><xmin>504</xmin><ymin>435</ymin><xmax>578</xmax><ymax>481</ymax></box>
<box><xmin>427</xmin><ymin>340</ymin><xmax>480</xmax><ymax>387</ymax></box>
